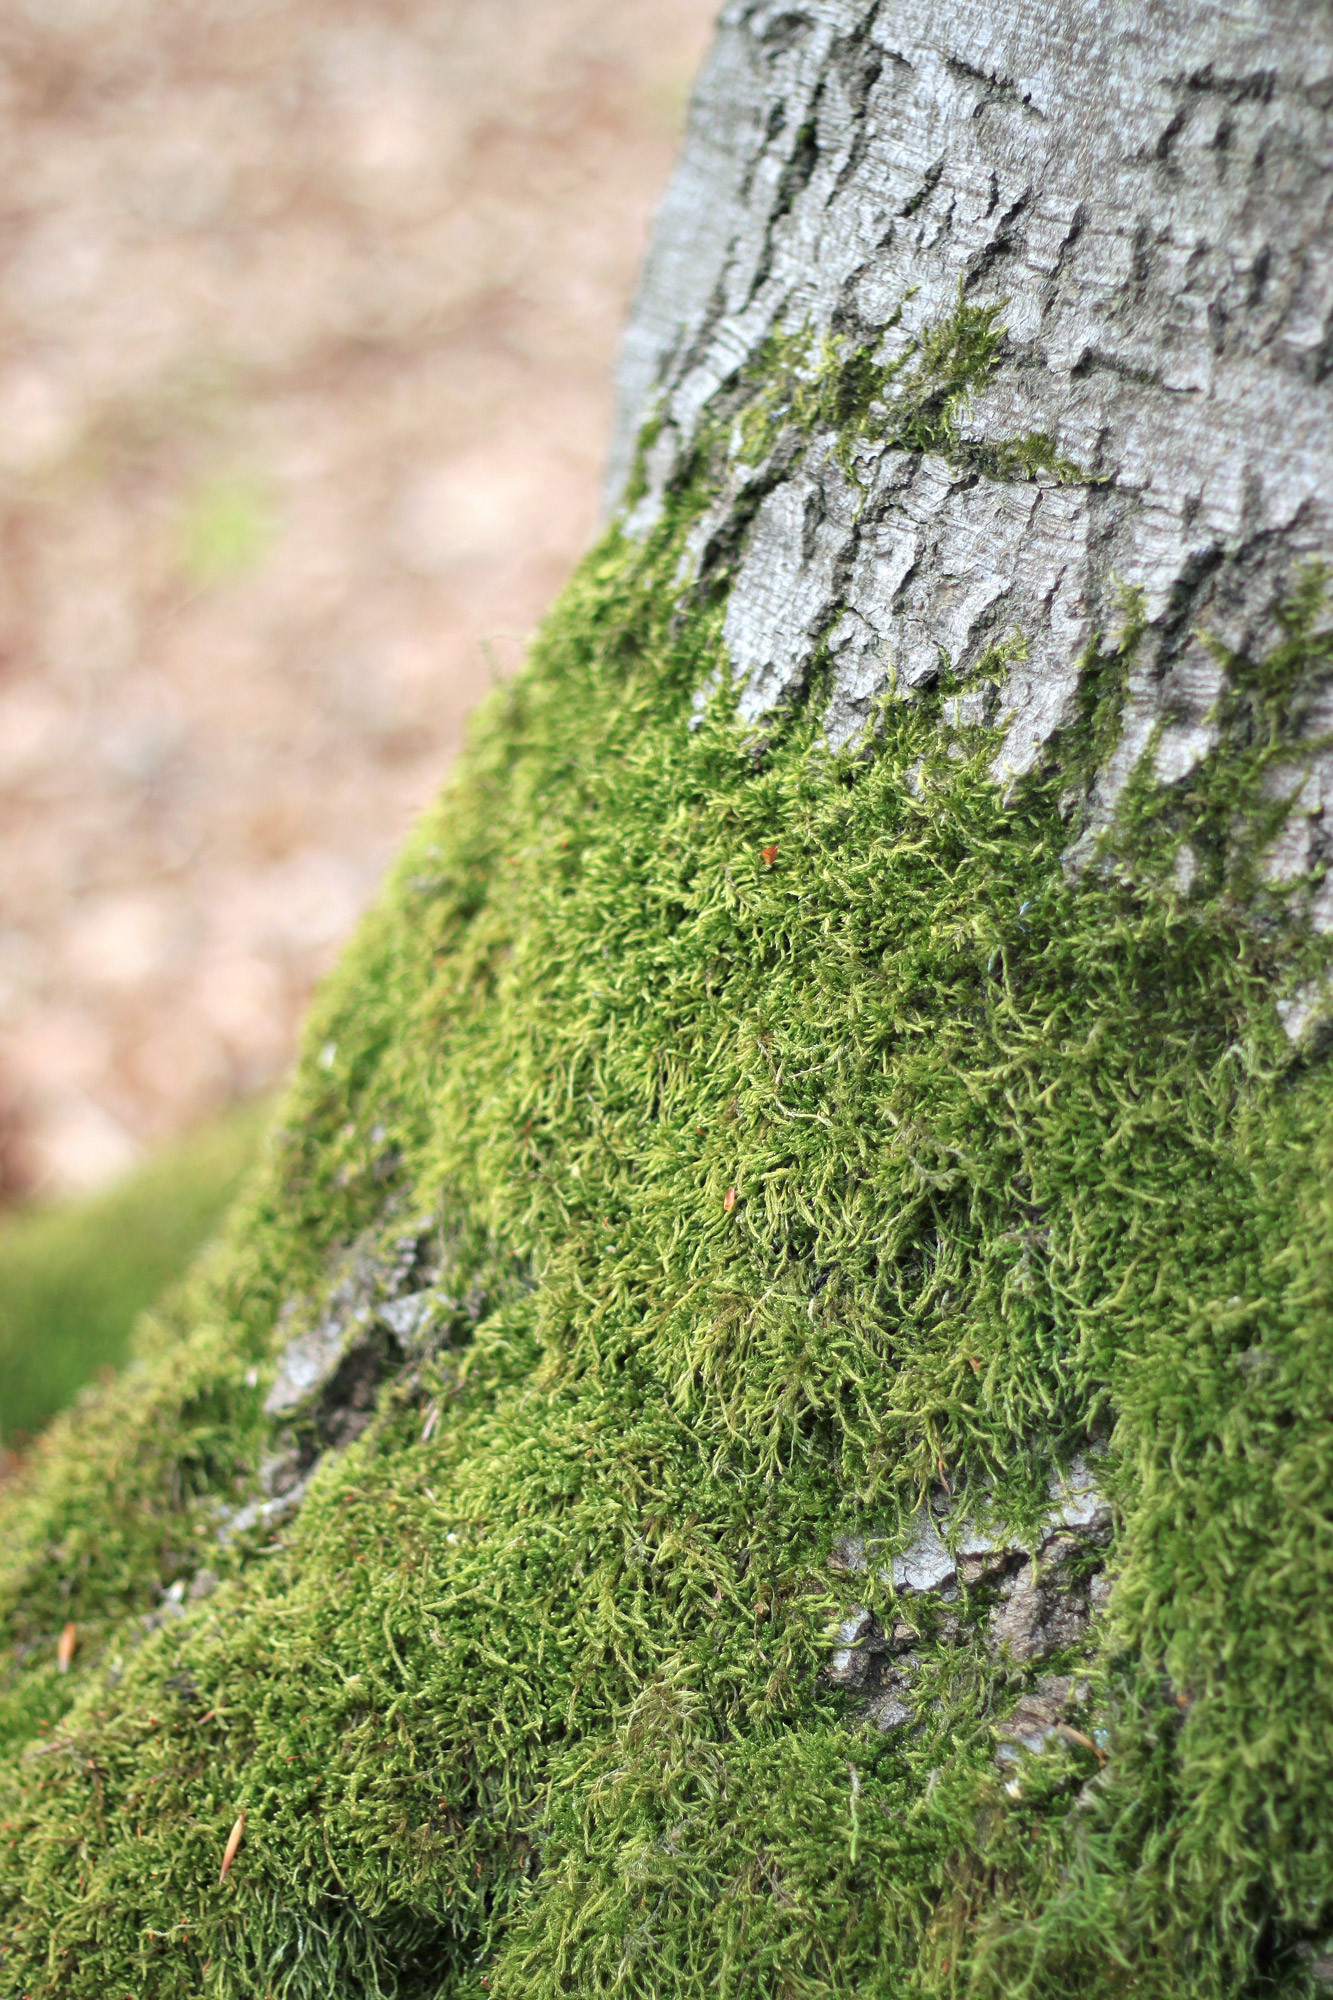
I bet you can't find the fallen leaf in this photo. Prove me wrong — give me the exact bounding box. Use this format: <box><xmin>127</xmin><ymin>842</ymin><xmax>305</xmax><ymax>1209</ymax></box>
<box><xmin>219</xmin><ymin>1809</ymin><xmax>246</xmax><ymax>1884</ymax></box>
<box><xmin>760</xmin><ymin>844</ymin><xmax>778</xmax><ymax>867</ymax></box>
<box><xmin>56</xmin><ymin>1623</ymin><xmax>77</xmax><ymax>1675</ymax></box>
<box><xmin>723</xmin><ymin>1187</ymin><xmax>736</xmax><ymax>1212</ymax></box>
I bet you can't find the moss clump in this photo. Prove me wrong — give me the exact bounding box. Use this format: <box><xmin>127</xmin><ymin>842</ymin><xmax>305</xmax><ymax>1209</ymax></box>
<box><xmin>0</xmin><ymin>335</ymin><xmax>1331</xmax><ymax>1999</ymax></box>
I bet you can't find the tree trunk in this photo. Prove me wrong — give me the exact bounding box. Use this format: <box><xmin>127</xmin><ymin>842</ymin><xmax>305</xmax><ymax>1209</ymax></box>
<box><xmin>611</xmin><ymin>0</ymin><xmax>1333</xmax><ymax>829</ymax></box>
<box><xmin>1</xmin><ymin>6</ymin><xmax>1333</xmax><ymax>1996</ymax></box>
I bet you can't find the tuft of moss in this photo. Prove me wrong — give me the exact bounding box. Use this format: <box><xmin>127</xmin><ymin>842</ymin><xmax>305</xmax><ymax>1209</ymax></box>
<box><xmin>0</xmin><ymin>311</ymin><xmax>1331</xmax><ymax>1998</ymax></box>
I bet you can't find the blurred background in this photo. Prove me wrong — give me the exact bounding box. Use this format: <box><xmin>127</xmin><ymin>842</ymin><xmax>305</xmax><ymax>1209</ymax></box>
<box><xmin>0</xmin><ymin>0</ymin><xmax>717</xmax><ymax>1451</ymax></box>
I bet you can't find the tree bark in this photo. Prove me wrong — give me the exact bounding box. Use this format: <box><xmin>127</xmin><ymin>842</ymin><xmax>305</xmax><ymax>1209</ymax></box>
<box><xmin>610</xmin><ymin>0</ymin><xmax>1333</xmax><ymax>842</ymax></box>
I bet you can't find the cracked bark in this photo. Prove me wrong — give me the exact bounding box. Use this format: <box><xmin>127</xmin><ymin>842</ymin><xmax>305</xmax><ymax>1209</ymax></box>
<box><xmin>607</xmin><ymin>0</ymin><xmax>1333</xmax><ymax>910</ymax></box>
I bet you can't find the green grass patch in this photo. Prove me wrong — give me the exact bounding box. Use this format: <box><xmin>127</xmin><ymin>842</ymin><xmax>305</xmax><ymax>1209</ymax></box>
<box><xmin>0</xmin><ymin>1099</ymin><xmax>267</xmax><ymax>1447</ymax></box>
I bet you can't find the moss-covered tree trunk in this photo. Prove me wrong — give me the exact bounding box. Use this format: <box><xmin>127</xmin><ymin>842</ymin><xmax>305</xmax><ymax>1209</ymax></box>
<box><xmin>3</xmin><ymin>5</ymin><xmax>1333</xmax><ymax>1997</ymax></box>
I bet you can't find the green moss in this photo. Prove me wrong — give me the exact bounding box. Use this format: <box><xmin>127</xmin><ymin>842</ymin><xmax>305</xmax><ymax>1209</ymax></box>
<box><xmin>0</xmin><ymin>1099</ymin><xmax>267</xmax><ymax>1447</ymax></box>
<box><xmin>732</xmin><ymin>290</ymin><xmax>1086</xmax><ymax>492</ymax></box>
<box><xmin>0</xmin><ymin>326</ymin><xmax>1330</xmax><ymax>1998</ymax></box>
<box><xmin>620</xmin><ymin>399</ymin><xmax>666</xmax><ymax>513</ymax></box>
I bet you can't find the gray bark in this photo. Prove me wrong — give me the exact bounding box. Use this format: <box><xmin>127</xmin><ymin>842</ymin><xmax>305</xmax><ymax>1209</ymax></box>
<box><xmin>607</xmin><ymin>0</ymin><xmax>1333</xmax><ymax>916</ymax></box>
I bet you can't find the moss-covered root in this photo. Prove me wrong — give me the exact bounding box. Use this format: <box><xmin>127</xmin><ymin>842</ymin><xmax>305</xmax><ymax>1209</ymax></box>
<box><xmin>2</xmin><ymin>448</ymin><xmax>1332</xmax><ymax>1997</ymax></box>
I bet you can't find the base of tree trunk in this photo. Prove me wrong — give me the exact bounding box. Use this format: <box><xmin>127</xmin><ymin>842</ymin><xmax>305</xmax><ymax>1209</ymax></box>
<box><xmin>3</xmin><ymin>4</ymin><xmax>1333</xmax><ymax>1994</ymax></box>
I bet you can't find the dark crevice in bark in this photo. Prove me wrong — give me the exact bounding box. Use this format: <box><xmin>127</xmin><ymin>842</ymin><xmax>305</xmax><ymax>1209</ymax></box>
<box><xmin>945</xmin><ymin>52</ymin><xmax>1048</xmax><ymax>119</ymax></box>
<box><xmin>756</xmin><ymin>11</ymin><xmax>818</xmax><ymax>58</ymax></box>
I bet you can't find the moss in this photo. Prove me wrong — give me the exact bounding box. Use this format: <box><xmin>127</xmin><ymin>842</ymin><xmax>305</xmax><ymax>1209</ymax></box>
<box><xmin>620</xmin><ymin>399</ymin><xmax>666</xmax><ymax>513</ymax></box>
<box><xmin>0</xmin><ymin>322</ymin><xmax>1331</xmax><ymax>1998</ymax></box>
<box><xmin>1073</xmin><ymin>562</ymin><xmax>1333</xmax><ymax>983</ymax></box>
<box><xmin>730</xmin><ymin>290</ymin><xmax>1087</xmax><ymax>493</ymax></box>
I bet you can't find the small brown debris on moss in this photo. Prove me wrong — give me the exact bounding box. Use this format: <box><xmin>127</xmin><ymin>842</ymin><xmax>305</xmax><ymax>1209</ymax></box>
<box><xmin>219</xmin><ymin>1810</ymin><xmax>246</xmax><ymax>1885</ymax></box>
<box><xmin>56</xmin><ymin>1622</ymin><xmax>77</xmax><ymax>1674</ymax></box>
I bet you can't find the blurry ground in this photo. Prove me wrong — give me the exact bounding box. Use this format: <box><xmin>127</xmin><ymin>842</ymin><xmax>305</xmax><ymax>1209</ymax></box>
<box><xmin>0</xmin><ymin>0</ymin><xmax>716</xmax><ymax>1201</ymax></box>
